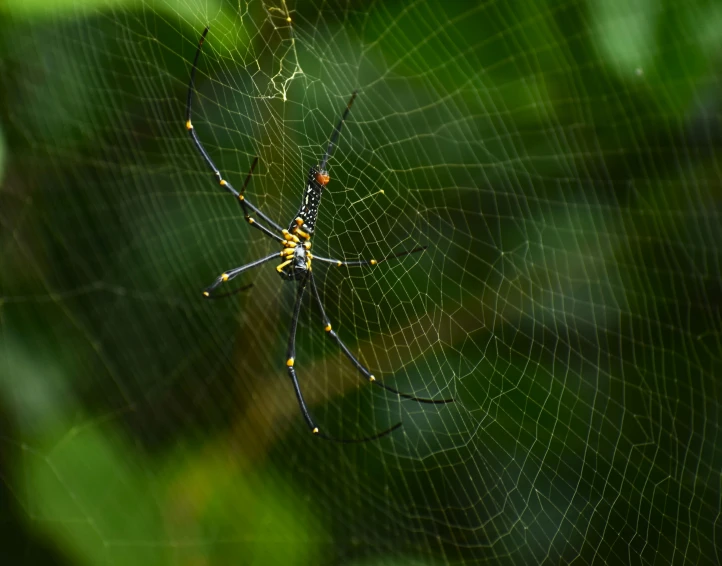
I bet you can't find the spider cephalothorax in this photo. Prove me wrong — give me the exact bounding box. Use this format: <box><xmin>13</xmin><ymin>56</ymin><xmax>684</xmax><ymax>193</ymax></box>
<box><xmin>277</xmin><ymin>218</ymin><xmax>313</xmax><ymax>281</ymax></box>
<box><xmin>186</xmin><ymin>26</ymin><xmax>454</xmax><ymax>443</ymax></box>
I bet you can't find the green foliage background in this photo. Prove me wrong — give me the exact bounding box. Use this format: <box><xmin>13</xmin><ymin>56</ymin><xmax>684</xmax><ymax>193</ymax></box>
<box><xmin>0</xmin><ymin>0</ymin><xmax>721</xmax><ymax>564</ymax></box>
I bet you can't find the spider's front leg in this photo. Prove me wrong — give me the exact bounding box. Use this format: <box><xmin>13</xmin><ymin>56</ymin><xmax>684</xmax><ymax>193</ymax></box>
<box><xmin>285</xmin><ymin>274</ymin><xmax>402</xmax><ymax>443</ymax></box>
<box><xmin>308</xmin><ymin>273</ymin><xmax>454</xmax><ymax>404</ymax></box>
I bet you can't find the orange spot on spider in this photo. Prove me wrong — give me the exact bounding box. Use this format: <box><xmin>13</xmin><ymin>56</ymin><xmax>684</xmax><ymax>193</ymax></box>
<box><xmin>315</xmin><ymin>172</ymin><xmax>330</xmax><ymax>186</ymax></box>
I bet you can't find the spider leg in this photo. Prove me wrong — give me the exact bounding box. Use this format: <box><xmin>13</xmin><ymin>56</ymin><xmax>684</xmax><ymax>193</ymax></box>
<box><xmin>309</xmin><ymin>273</ymin><xmax>454</xmax><ymax>404</ymax></box>
<box><xmin>202</xmin><ymin>252</ymin><xmax>279</xmax><ymax>297</ymax></box>
<box><xmin>312</xmin><ymin>245</ymin><xmax>428</xmax><ymax>268</ymax></box>
<box><xmin>235</xmin><ymin>156</ymin><xmax>286</xmax><ymax>233</ymax></box>
<box><xmin>205</xmin><ymin>282</ymin><xmax>254</xmax><ymax>300</ymax></box>
<box><xmin>286</xmin><ymin>275</ymin><xmax>403</xmax><ymax>443</ymax></box>
<box><xmin>185</xmin><ymin>27</ymin><xmax>284</xmax><ymax>243</ymax></box>
<box><xmin>320</xmin><ymin>91</ymin><xmax>358</xmax><ymax>171</ymax></box>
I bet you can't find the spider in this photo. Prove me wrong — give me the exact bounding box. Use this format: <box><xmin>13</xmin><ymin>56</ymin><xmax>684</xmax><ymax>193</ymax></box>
<box><xmin>186</xmin><ymin>26</ymin><xmax>454</xmax><ymax>443</ymax></box>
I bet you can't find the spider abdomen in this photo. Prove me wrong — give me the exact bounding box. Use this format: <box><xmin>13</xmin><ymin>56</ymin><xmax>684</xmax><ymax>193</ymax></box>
<box><xmin>289</xmin><ymin>165</ymin><xmax>328</xmax><ymax>234</ymax></box>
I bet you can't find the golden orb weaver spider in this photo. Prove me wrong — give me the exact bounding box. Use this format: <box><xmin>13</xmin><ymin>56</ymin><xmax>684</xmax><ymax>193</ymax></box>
<box><xmin>186</xmin><ymin>26</ymin><xmax>454</xmax><ymax>443</ymax></box>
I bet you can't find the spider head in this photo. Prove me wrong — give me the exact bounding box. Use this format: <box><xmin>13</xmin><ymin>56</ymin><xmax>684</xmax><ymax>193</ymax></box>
<box><xmin>278</xmin><ymin>244</ymin><xmax>310</xmax><ymax>281</ymax></box>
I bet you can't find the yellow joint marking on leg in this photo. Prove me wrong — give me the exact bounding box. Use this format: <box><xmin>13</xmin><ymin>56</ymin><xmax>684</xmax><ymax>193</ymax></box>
<box><xmin>185</xmin><ymin>120</ymin><xmax>193</xmax><ymax>130</ymax></box>
<box><xmin>203</xmin><ymin>291</ymin><xmax>210</xmax><ymax>297</ymax></box>
<box><xmin>312</xmin><ymin>427</ymin><xmax>319</xmax><ymax>434</ymax></box>
<box><xmin>286</xmin><ymin>16</ymin><xmax>292</xmax><ymax>22</ymax></box>
<box><xmin>286</xmin><ymin>358</ymin><xmax>295</xmax><ymax>367</ymax></box>
<box><xmin>220</xmin><ymin>179</ymin><xmax>227</xmax><ymax>186</ymax></box>
<box><xmin>276</xmin><ymin>260</ymin><xmax>292</xmax><ymax>272</ymax></box>
<box><xmin>221</xmin><ymin>273</ymin><xmax>229</xmax><ymax>281</ymax></box>
<box><xmin>337</xmin><ymin>261</ymin><xmax>342</xmax><ymax>267</ymax></box>
<box><xmin>370</xmin><ymin>259</ymin><xmax>377</xmax><ymax>265</ymax></box>
<box><xmin>238</xmin><ymin>194</ymin><xmax>244</xmax><ymax>201</ymax></box>
<box><xmin>248</xmin><ymin>217</ymin><xmax>255</xmax><ymax>224</ymax></box>
<box><xmin>284</xmin><ymin>228</ymin><xmax>300</xmax><ymax>242</ymax></box>
<box><xmin>369</xmin><ymin>375</ymin><xmax>376</xmax><ymax>382</ymax></box>
<box><xmin>325</xmin><ymin>324</ymin><xmax>332</xmax><ymax>332</ymax></box>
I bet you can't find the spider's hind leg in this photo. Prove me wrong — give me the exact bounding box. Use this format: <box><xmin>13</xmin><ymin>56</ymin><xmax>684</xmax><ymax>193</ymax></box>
<box><xmin>185</xmin><ymin>27</ymin><xmax>285</xmax><ymax>240</ymax></box>
<box><xmin>235</xmin><ymin>157</ymin><xmax>287</xmax><ymax>234</ymax></box>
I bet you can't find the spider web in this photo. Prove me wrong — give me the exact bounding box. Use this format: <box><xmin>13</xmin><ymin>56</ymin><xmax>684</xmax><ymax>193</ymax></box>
<box><xmin>1</xmin><ymin>0</ymin><xmax>721</xmax><ymax>564</ymax></box>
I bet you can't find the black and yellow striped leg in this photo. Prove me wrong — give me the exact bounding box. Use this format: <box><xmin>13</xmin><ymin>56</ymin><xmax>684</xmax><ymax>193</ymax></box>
<box><xmin>235</xmin><ymin>156</ymin><xmax>285</xmax><ymax>233</ymax></box>
<box><xmin>186</xmin><ymin>26</ymin><xmax>284</xmax><ymax>243</ymax></box>
<box><xmin>309</xmin><ymin>274</ymin><xmax>454</xmax><ymax>404</ymax></box>
<box><xmin>312</xmin><ymin>245</ymin><xmax>428</xmax><ymax>268</ymax></box>
<box><xmin>202</xmin><ymin>253</ymin><xmax>279</xmax><ymax>297</ymax></box>
<box><xmin>319</xmin><ymin>91</ymin><xmax>358</xmax><ymax>171</ymax></box>
<box><xmin>286</xmin><ymin>275</ymin><xmax>402</xmax><ymax>443</ymax></box>
<box><xmin>237</xmin><ymin>199</ymin><xmax>285</xmax><ymax>244</ymax></box>
<box><xmin>204</xmin><ymin>282</ymin><xmax>254</xmax><ymax>300</ymax></box>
